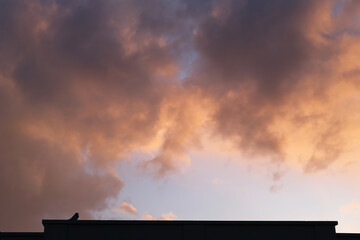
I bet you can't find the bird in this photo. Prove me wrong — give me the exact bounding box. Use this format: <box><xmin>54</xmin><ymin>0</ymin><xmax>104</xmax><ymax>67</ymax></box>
<box><xmin>69</xmin><ymin>213</ymin><xmax>79</xmax><ymax>221</ymax></box>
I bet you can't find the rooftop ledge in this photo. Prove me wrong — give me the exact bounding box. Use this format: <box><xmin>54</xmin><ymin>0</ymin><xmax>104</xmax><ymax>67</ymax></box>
<box><xmin>42</xmin><ymin>220</ymin><xmax>338</xmax><ymax>226</ymax></box>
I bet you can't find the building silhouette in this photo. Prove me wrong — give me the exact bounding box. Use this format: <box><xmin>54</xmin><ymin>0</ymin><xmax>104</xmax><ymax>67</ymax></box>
<box><xmin>1</xmin><ymin>218</ymin><xmax>360</xmax><ymax>240</ymax></box>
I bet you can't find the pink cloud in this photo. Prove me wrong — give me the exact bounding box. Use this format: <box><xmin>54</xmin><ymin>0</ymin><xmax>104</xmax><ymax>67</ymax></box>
<box><xmin>115</xmin><ymin>202</ymin><xmax>138</xmax><ymax>216</ymax></box>
<box><xmin>2</xmin><ymin>0</ymin><xmax>360</xmax><ymax>231</ymax></box>
<box><xmin>141</xmin><ymin>212</ymin><xmax>178</xmax><ymax>220</ymax></box>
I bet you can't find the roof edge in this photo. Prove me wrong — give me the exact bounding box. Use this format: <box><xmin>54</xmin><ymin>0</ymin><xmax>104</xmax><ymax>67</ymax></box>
<box><xmin>0</xmin><ymin>232</ymin><xmax>43</xmax><ymax>236</ymax></box>
<box><xmin>42</xmin><ymin>220</ymin><xmax>338</xmax><ymax>226</ymax></box>
<box><xmin>336</xmin><ymin>233</ymin><xmax>360</xmax><ymax>237</ymax></box>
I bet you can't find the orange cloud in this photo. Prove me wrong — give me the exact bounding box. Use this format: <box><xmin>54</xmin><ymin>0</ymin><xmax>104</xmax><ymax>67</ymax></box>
<box><xmin>192</xmin><ymin>0</ymin><xmax>360</xmax><ymax>172</ymax></box>
<box><xmin>340</xmin><ymin>201</ymin><xmax>360</xmax><ymax>217</ymax></box>
<box><xmin>115</xmin><ymin>202</ymin><xmax>138</xmax><ymax>216</ymax></box>
<box><xmin>2</xmin><ymin>0</ymin><xmax>360</xmax><ymax>232</ymax></box>
<box><xmin>141</xmin><ymin>212</ymin><xmax>178</xmax><ymax>220</ymax></box>
<box><xmin>0</xmin><ymin>0</ymin><xmax>198</xmax><ymax>231</ymax></box>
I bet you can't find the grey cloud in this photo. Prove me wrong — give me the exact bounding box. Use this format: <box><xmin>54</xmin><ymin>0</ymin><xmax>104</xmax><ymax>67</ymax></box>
<box><xmin>1</xmin><ymin>0</ymin><xmax>360</xmax><ymax>231</ymax></box>
<box><xmin>0</xmin><ymin>0</ymin><xmax>200</xmax><ymax>231</ymax></box>
<box><xmin>191</xmin><ymin>0</ymin><xmax>356</xmax><ymax>164</ymax></box>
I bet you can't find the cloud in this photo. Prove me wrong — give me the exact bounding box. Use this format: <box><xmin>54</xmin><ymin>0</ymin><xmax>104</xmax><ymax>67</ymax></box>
<box><xmin>2</xmin><ymin>0</ymin><xmax>360</xmax><ymax>231</ymax></box>
<box><xmin>191</xmin><ymin>0</ymin><xmax>360</xmax><ymax>170</ymax></box>
<box><xmin>141</xmin><ymin>89</ymin><xmax>210</xmax><ymax>178</ymax></box>
<box><xmin>141</xmin><ymin>214</ymin><xmax>155</xmax><ymax>220</ymax></box>
<box><xmin>340</xmin><ymin>201</ymin><xmax>360</xmax><ymax>217</ymax></box>
<box><xmin>0</xmin><ymin>0</ymin><xmax>203</xmax><ymax>231</ymax></box>
<box><xmin>212</xmin><ymin>178</ymin><xmax>225</xmax><ymax>185</ymax></box>
<box><xmin>192</xmin><ymin>0</ymin><xmax>328</xmax><ymax>159</ymax></box>
<box><xmin>160</xmin><ymin>212</ymin><xmax>178</xmax><ymax>220</ymax></box>
<box><xmin>115</xmin><ymin>202</ymin><xmax>138</xmax><ymax>216</ymax></box>
<box><xmin>141</xmin><ymin>212</ymin><xmax>178</xmax><ymax>220</ymax></box>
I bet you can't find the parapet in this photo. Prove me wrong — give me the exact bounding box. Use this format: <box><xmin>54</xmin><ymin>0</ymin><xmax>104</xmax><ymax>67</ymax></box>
<box><xmin>3</xmin><ymin>220</ymin><xmax>359</xmax><ymax>240</ymax></box>
<box><xmin>41</xmin><ymin>220</ymin><xmax>338</xmax><ymax>240</ymax></box>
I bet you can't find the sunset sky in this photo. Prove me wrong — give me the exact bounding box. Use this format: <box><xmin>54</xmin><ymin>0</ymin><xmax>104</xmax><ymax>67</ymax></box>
<box><xmin>1</xmin><ymin>0</ymin><xmax>360</xmax><ymax>233</ymax></box>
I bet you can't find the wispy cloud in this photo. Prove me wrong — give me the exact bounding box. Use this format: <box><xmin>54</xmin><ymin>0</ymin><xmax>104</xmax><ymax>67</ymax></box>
<box><xmin>141</xmin><ymin>212</ymin><xmax>178</xmax><ymax>220</ymax></box>
<box><xmin>212</xmin><ymin>177</ymin><xmax>226</xmax><ymax>185</ymax></box>
<box><xmin>114</xmin><ymin>202</ymin><xmax>138</xmax><ymax>216</ymax></box>
<box><xmin>340</xmin><ymin>201</ymin><xmax>360</xmax><ymax>217</ymax></box>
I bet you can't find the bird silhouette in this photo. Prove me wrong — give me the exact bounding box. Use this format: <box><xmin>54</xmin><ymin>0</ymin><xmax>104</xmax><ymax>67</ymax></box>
<box><xmin>69</xmin><ymin>213</ymin><xmax>79</xmax><ymax>221</ymax></box>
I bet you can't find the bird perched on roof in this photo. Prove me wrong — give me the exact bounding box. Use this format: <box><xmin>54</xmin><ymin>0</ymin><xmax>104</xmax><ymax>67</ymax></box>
<box><xmin>69</xmin><ymin>213</ymin><xmax>79</xmax><ymax>221</ymax></box>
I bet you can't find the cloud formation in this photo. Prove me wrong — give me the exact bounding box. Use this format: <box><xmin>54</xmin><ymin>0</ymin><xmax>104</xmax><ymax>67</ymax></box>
<box><xmin>192</xmin><ymin>0</ymin><xmax>360</xmax><ymax>168</ymax></box>
<box><xmin>1</xmin><ymin>0</ymin><xmax>360</xmax><ymax>231</ymax></box>
<box><xmin>340</xmin><ymin>200</ymin><xmax>360</xmax><ymax>217</ymax></box>
<box><xmin>142</xmin><ymin>212</ymin><xmax>178</xmax><ymax>220</ymax></box>
<box><xmin>116</xmin><ymin>202</ymin><xmax>138</xmax><ymax>216</ymax></box>
<box><xmin>0</xmin><ymin>0</ymin><xmax>199</xmax><ymax>230</ymax></box>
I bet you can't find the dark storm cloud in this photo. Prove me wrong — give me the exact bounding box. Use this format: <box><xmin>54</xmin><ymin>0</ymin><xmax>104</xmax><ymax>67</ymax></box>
<box><xmin>1</xmin><ymin>0</ymin><xmax>360</xmax><ymax>231</ymax></box>
<box><xmin>0</xmin><ymin>0</ymin><xmax>207</xmax><ymax>231</ymax></box>
<box><xmin>195</xmin><ymin>0</ymin><xmax>317</xmax><ymax>97</ymax></box>
<box><xmin>191</xmin><ymin>0</ymin><xmax>360</xmax><ymax>163</ymax></box>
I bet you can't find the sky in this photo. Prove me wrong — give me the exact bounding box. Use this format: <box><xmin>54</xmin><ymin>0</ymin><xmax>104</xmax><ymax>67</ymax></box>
<box><xmin>1</xmin><ymin>0</ymin><xmax>360</xmax><ymax>233</ymax></box>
